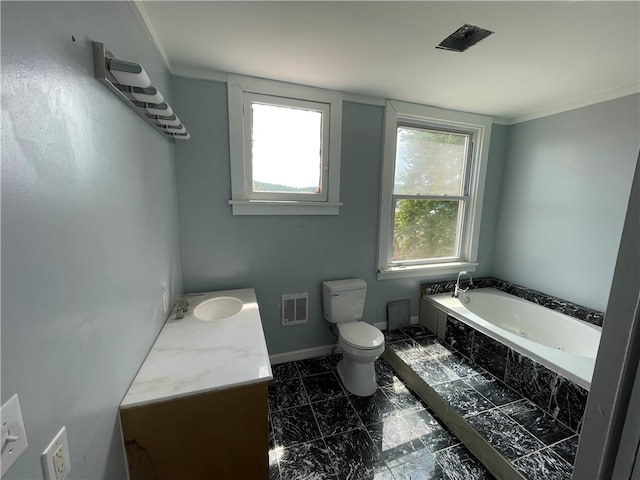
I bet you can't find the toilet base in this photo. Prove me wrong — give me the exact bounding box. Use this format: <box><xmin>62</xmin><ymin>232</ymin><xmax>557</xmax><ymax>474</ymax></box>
<box><xmin>337</xmin><ymin>357</ymin><xmax>377</xmax><ymax>397</ymax></box>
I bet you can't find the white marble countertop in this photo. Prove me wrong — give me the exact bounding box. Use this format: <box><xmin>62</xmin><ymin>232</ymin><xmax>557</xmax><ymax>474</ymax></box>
<box><xmin>121</xmin><ymin>288</ymin><xmax>272</xmax><ymax>409</ymax></box>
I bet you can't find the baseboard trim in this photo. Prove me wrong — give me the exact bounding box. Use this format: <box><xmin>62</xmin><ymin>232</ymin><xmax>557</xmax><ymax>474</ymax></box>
<box><xmin>270</xmin><ymin>344</ymin><xmax>338</xmax><ymax>365</ymax></box>
<box><xmin>269</xmin><ymin>317</ymin><xmax>418</xmax><ymax>365</ymax></box>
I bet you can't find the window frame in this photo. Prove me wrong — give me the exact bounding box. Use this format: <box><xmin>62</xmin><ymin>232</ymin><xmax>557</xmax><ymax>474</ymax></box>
<box><xmin>377</xmin><ymin>100</ymin><xmax>492</xmax><ymax>280</ymax></box>
<box><xmin>227</xmin><ymin>74</ymin><xmax>343</xmax><ymax>215</ymax></box>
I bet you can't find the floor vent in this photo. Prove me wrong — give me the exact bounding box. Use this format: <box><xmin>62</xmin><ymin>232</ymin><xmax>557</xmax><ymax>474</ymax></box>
<box><xmin>282</xmin><ymin>293</ymin><xmax>309</xmax><ymax>326</ymax></box>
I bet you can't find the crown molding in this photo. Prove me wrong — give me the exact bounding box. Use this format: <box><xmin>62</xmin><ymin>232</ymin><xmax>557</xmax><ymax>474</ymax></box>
<box><xmin>506</xmin><ymin>83</ymin><xmax>640</xmax><ymax>125</ymax></box>
<box><xmin>129</xmin><ymin>1</ymin><xmax>173</xmax><ymax>72</ymax></box>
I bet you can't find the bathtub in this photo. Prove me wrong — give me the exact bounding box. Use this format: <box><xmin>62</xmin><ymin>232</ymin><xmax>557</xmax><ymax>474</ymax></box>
<box><xmin>425</xmin><ymin>288</ymin><xmax>602</xmax><ymax>389</ymax></box>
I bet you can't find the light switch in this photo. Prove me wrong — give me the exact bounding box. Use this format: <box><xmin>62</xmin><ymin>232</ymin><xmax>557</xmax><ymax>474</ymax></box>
<box><xmin>1</xmin><ymin>394</ymin><xmax>28</xmax><ymax>476</ymax></box>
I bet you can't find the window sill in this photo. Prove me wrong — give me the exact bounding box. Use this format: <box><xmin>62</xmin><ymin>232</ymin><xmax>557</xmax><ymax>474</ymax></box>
<box><xmin>229</xmin><ymin>200</ymin><xmax>342</xmax><ymax>216</ymax></box>
<box><xmin>377</xmin><ymin>261</ymin><xmax>478</xmax><ymax>280</ymax></box>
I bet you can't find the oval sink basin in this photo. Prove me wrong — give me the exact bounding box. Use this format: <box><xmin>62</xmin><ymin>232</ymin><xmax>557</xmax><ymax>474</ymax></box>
<box><xmin>193</xmin><ymin>297</ymin><xmax>243</xmax><ymax>321</ymax></box>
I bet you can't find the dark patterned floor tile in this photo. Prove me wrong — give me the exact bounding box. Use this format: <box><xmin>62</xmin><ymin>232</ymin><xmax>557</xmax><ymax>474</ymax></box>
<box><xmin>434</xmin><ymin>444</ymin><xmax>494</xmax><ymax>480</ymax></box>
<box><xmin>472</xmin><ymin>332</ymin><xmax>509</xmax><ymax>381</ymax></box>
<box><xmin>277</xmin><ymin>439</ymin><xmax>337</xmax><ymax>480</ymax></box>
<box><xmin>420</xmin><ymin>428</ymin><xmax>460</xmax><ymax>454</ymax></box>
<box><xmin>325</xmin><ymin>354</ymin><xmax>342</xmax><ymax>370</ymax></box>
<box><xmin>412</xmin><ymin>336</ymin><xmax>454</xmax><ymax>360</ymax></box>
<box><xmin>390</xmin><ymin>452</ymin><xmax>446</xmax><ymax>480</ymax></box>
<box><xmin>271</xmin><ymin>362</ymin><xmax>300</xmax><ymax>382</ymax></box>
<box><xmin>384</xmin><ymin>329</ymin><xmax>413</xmax><ymax>343</ymax></box>
<box><xmin>432</xmin><ymin>380</ymin><xmax>494</xmax><ymax>416</ymax></box>
<box><xmin>403</xmin><ymin>409</ymin><xmax>460</xmax><ymax>454</ymax></box>
<box><xmin>297</xmin><ymin>356</ymin><xmax>333</xmax><ymax>377</ymax></box>
<box><xmin>401</xmin><ymin>325</ymin><xmax>435</xmax><ymax>340</ymax></box>
<box><xmin>390</xmin><ymin>340</ymin><xmax>424</xmax><ymax>364</ymax></box>
<box><xmin>551</xmin><ymin>435</ymin><xmax>579</xmax><ymax>465</ymax></box>
<box><xmin>413</xmin><ymin>359</ymin><xmax>460</xmax><ymax>386</ymax></box>
<box><xmin>465</xmin><ymin>409</ymin><xmax>545</xmax><ymax>460</ymax></box>
<box><xmin>349</xmin><ymin>388</ymin><xmax>396</xmax><ymax>425</ymax></box>
<box><xmin>268</xmin><ymin>377</ymin><xmax>309</xmax><ymax>411</ymax></box>
<box><xmin>437</xmin><ymin>352</ymin><xmax>481</xmax><ymax>378</ymax></box>
<box><xmin>464</xmin><ymin>371</ymin><xmax>523</xmax><ymax>407</ymax></box>
<box><xmin>269</xmin><ymin>446</ymin><xmax>281</xmax><ymax>480</ymax></box>
<box><xmin>550</xmin><ymin>376</ymin><xmax>589</xmax><ymax>432</ymax></box>
<box><xmin>444</xmin><ymin>316</ymin><xmax>475</xmax><ymax>358</ymax></box>
<box><xmin>375</xmin><ymin>360</ymin><xmax>399</xmax><ymax>386</ymax></box>
<box><xmin>512</xmin><ymin>448</ymin><xmax>573</xmax><ymax>480</ymax></box>
<box><xmin>367</xmin><ymin>469</ymin><xmax>396</xmax><ymax>480</ymax></box>
<box><xmin>313</xmin><ymin>396</ymin><xmax>363</xmax><ymax>437</ymax></box>
<box><xmin>366</xmin><ymin>417</ymin><xmax>430</xmax><ymax>468</ymax></box>
<box><xmin>382</xmin><ymin>383</ymin><xmax>425</xmax><ymax>416</ymax></box>
<box><xmin>504</xmin><ymin>350</ymin><xmax>555</xmax><ymax>410</ymax></box>
<box><xmin>365</xmin><ymin>415</ymin><xmax>416</xmax><ymax>447</ymax></box>
<box><xmin>324</xmin><ymin>428</ymin><xmax>386</xmax><ymax>480</ymax></box>
<box><xmin>271</xmin><ymin>404</ymin><xmax>322</xmax><ymax>447</ymax></box>
<box><xmin>499</xmin><ymin>400</ymin><xmax>574</xmax><ymax>446</ymax></box>
<box><xmin>303</xmin><ymin>371</ymin><xmax>346</xmax><ymax>403</ymax></box>
<box><xmin>403</xmin><ymin>409</ymin><xmax>442</xmax><ymax>439</ymax></box>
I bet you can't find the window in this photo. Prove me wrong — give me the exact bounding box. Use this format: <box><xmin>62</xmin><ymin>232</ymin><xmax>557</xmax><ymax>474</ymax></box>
<box><xmin>377</xmin><ymin>100</ymin><xmax>492</xmax><ymax>279</ymax></box>
<box><xmin>227</xmin><ymin>75</ymin><xmax>343</xmax><ymax>215</ymax></box>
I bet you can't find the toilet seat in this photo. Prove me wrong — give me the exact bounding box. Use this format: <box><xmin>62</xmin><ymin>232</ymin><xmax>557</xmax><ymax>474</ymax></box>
<box><xmin>338</xmin><ymin>322</ymin><xmax>384</xmax><ymax>350</ymax></box>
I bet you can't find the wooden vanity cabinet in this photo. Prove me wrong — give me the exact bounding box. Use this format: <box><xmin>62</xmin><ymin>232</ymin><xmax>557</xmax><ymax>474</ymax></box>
<box><xmin>120</xmin><ymin>382</ymin><xmax>269</xmax><ymax>479</ymax></box>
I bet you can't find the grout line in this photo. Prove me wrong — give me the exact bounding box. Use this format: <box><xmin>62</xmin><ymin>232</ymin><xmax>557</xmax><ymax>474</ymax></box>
<box><xmin>391</xmin><ymin>328</ymin><xmax>581</xmax><ymax>475</ymax></box>
<box><xmin>384</xmin><ymin>343</ymin><xmax>528</xmax><ymax>480</ymax></box>
<box><xmin>511</xmin><ymin>444</ymin><xmax>574</xmax><ymax>470</ymax></box>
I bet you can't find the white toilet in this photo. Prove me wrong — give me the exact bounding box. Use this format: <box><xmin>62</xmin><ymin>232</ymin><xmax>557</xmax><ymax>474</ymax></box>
<box><xmin>322</xmin><ymin>278</ymin><xmax>385</xmax><ymax>397</ymax></box>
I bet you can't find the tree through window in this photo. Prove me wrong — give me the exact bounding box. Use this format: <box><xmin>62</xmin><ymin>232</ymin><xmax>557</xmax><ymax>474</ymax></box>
<box><xmin>392</xmin><ymin>127</ymin><xmax>470</xmax><ymax>261</ymax></box>
<box><xmin>377</xmin><ymin>100</ymin><xmax>492</xmax><ymax>279</ymax></box>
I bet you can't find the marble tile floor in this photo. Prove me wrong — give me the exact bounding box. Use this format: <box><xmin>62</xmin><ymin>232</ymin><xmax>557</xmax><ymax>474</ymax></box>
<box><xmin>386</xmin><ymin>326</ymin><xmax>579</xmax><ymax>480</ymax></box>
<box><xmin>268</xmin><ymin>353</ymin><xmax>495</xmax><ymax>480</ymax></box>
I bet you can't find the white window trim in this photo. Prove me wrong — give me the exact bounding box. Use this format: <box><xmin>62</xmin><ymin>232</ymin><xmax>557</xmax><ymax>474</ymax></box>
<box><xmin>227</xmin><ymin>74</ymin><xmax>343</xmax><ymax>215</ymax></box>
<box><xmin>377</xmin><ymin>100</ymin><xmax>492</xmax><ymax>280</ymax></box>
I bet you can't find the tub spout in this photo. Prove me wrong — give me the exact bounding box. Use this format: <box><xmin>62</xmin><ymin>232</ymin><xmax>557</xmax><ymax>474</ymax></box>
<box><xmin>453</xmin><ymin>271</ymin><xmax>473</xmax><ymax>298</ymax></box>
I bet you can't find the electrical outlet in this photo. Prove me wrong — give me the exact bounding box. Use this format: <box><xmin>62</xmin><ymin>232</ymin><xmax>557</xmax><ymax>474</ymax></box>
<box><xmin>42</xmin><ymin>427</ymin><xmax>70</xmax><ymax>480</ymax></box>
<box><xmin>162</xmin><ymin>290</ymin><xmax>169</xmax><ymax>315</ymax></box>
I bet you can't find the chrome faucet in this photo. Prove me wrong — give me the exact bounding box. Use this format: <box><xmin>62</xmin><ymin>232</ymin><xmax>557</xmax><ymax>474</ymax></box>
<box><xmin>453</xmin><ymin>271</ymin><xmax>473</xmax><ymax>298</ymax></box>
<box><xmin>174</xmin><ymin>297</ymin><xmax>189</xmax><ymax>319</ymax></box>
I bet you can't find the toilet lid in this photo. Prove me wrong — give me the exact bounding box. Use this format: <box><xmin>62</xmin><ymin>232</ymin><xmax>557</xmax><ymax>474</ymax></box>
<box><xmin>339</xmin><ymin>322</ymin><xmax>385</xmax><ymax>350</ymax></box>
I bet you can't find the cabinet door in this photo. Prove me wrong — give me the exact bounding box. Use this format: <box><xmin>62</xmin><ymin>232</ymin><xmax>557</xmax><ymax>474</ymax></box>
<box><xmin>120</xmin><ymin>382</ymin><xmax>269</xmax><ymax>479</ymax></box>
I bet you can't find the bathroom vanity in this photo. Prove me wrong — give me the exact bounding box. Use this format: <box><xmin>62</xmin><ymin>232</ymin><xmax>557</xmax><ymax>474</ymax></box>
<box><xmin>119</xmin><ymin>288</ymin><xmax>272</xmax><ymax>479</ymax></box>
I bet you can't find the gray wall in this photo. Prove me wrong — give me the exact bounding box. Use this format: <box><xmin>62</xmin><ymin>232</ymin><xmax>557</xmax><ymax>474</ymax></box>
<box><xmin>493</xmin><ymin>95</ymin><xmax>640</xmax><ymax>312</ymax></box>
<box><xmin>575</xmin><ymin>150</ymin><xmax>640</xmax><ymax>478</ymax></box>
<box><xmin>1</xmin><ymin>2</ymin><xmax>183</xmax><ymax>479</ymax></box>
<box><xmin>172</xmin><ymin>77</ymin><xmax>508</xmax><ymax>355</ymax></box>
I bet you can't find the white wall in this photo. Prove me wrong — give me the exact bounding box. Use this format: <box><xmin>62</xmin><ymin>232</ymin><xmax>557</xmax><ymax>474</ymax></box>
<box><xmin>493</xmin><ymin>94</ymin><xmax>640</xmax><ymax>312</ymax></box>
<box><xmin>1</xmin><ymin>2</ymin><xmax>183</xmax><ymax>478</ymax></box>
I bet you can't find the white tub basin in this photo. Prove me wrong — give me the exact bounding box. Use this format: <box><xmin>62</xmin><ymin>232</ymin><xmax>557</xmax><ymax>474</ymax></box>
<box><xmin>193</xmin><ymin>297</ymin><xmax>243</xmax><ymax>321</ymax></box>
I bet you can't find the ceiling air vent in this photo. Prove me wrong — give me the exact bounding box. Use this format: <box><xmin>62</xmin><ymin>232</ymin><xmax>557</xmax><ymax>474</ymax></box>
<box><xmin>436</xmin><ymin>24</ymin><xmax>493</xmax><ymax>52</ymax></box>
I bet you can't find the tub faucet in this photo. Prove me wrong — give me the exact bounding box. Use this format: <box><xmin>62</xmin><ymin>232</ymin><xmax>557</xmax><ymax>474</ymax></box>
<box><xmin>174</xmin><ymin>297</ymin><xmax>189</xmax><ymax>319</ymax></box>
<box><xmin>453</xmin><ymin>271</ymin><xmax>473</xmax><ymax>298</ymax></box>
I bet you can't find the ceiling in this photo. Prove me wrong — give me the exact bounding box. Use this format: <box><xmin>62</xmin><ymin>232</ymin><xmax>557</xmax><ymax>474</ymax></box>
<box><xmin>136</xmin><ymin>1</ymin><xmax>640</xmax><ymax>124</ymax></box>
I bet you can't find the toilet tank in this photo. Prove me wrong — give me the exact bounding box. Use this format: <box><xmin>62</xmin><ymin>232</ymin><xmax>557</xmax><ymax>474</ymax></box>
<box><xmin>322</xmin><ymin>278</ymin><xmax>367</xmax><ymax>324</ymax></box>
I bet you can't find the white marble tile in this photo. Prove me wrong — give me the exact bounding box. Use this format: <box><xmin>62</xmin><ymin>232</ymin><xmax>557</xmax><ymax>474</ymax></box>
<box><xmin>121</xmin><ymin>288</ymin><xmax>272</xmax><ymax>408</ymax></box>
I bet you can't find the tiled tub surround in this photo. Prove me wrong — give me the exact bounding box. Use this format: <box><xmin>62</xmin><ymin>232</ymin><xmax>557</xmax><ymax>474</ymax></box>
<box><xmin>383</xmin><ymin>326</ymin><xmax>578</xmax><ymax>480</ymax></box>
<box><xmin>421</xmin><ymin>283</ymin><xmax>599</xmax><ymax>432</ymax></box>
<box><xmin>442</xmin><ymin>314</ymin><xmax>589</xmax><ymax>432</ymax></box>
<box><xmin>268</xmin><ymin>353</ymin><xmax>495</xmax><ymax>480</ymax></box>
<box><xmin>421</xmin><ymin>277</ymin><xmax>604</xmax><ymax>327</ymax></box>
